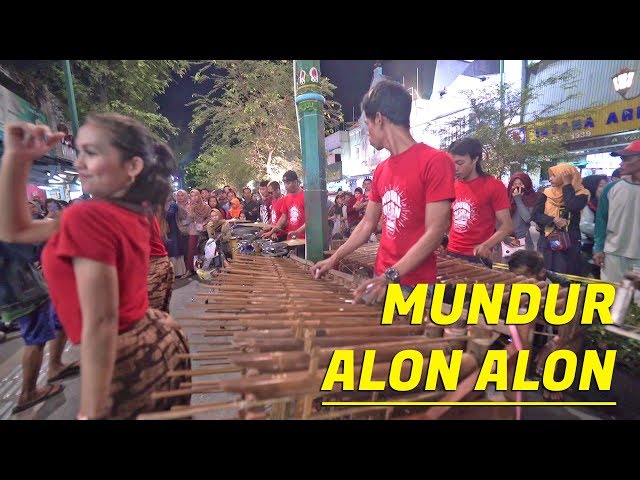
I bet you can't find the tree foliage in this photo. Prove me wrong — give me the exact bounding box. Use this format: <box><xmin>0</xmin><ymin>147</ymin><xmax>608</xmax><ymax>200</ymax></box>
<box><xmin>430</xmin><ymin>68</ymin><xmax>582</xmax><ymax>177</ymax></box>
<box><xmin>12</xmin><ymin>60</ymin><xmax>190</xmax><ymax>141</ymax></box>
<box><xmin>189</xmin><ymin>60</ymin><xmax>344</xmax><ymax>182</ymax></box>
<box><xmin>184</xmin><ymin>146</ymin><xmax>258</xmax><ymax>192</ymax></box>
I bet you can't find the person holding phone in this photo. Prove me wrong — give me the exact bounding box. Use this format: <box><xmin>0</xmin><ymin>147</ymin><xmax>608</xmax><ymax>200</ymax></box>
<box><xmin>532</xmin><ymin>164</ymin><xmax>590</xmax><ymax>275</ymax></box>
<box><xmin>506</xmin><ymin>172</ymin><xmax>538</xmax><ymax>254</ymax></box>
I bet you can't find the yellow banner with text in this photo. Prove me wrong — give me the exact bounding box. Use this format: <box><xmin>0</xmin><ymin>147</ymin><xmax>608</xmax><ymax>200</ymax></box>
<box><xmin>524</xmin><ymin>97</ymin><xmax>640</xmax><ymax>144</ymax></box>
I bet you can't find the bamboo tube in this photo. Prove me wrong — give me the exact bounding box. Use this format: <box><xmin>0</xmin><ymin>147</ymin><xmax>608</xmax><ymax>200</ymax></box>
<box><xmin>231</xmin><ymin>334</ymin><xmax>458</xmax><ymax>353</ymax></box>
<box><xmin>187</xmin><ymin>340</ymin><xmax>232</xmax><ymax>346</ymax></box>
<box><xmin>230</xmin><ymin>325</ymin><xmax>431</xmax><ymax>339</ymax></box>
<box><xmin>194</xmin><ymin>294</ymin><xmax>355</xmax><ymax>303</ymax></box>
<box><xmin>136</xmin><ymin>396</ymin><xmax>296</xmax><ymax>421</ymax></box>
<box><xmin>200</xmin><ymin>330</ymin><xmax>245</xmax><ymax>336</ymax></box>
<box><xmin>179</xmin><ymin>380</ymin><xmax>221</xmax><ymax>388</ymax></box>
<box><xmin>167</xmin><ymin>366</ymin><xmax>243</xmax><ymax>377</ymax></box>
<box><xmin>186</xmin><ymin>303</ymin><xmax>378</xmax><ymax>313</ymax></box>
<box><xmin>221</xmin><ymin>336</ymin><xmax>467</xmax><ymax>374</ymax></box>
<box><xmin>178</xmin><ymin>351</ymin><xmax>238</xmax><ymax>360</ymax></box>
<box><xmin>150</xmin><ymin>386</ymin><xmax>223</xmax><ymax>400</ymax></box>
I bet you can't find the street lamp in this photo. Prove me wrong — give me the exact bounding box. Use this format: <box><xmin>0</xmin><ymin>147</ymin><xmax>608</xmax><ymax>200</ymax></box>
<box><xmin>612</xmin><ymin>67</ymin><xmax>636</xmax><ymax>99</ymax></box>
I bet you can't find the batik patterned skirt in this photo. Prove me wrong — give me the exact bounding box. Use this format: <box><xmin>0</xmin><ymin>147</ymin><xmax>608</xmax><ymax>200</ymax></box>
<box><xmin>147</xmin><ymin>255</ymin><xmax>174</xmax><ymax>313</ymax></box>
<box><xmin>106</xmin><ymin>308</ymin><xmax>191</xmax><ymax>420</ymax></box>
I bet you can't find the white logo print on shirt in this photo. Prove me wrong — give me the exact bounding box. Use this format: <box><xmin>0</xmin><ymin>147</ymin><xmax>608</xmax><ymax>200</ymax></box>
<box><xmin>289</xmin><ymin>205</ymin><xmax>300</xmax><ymax>225</ymax></box>
<box><xmin>382</xmin><ymin>187</ymin><xmax>407</xmax><ymax>239</ymax></box>
<box><xmin>452</xmin><ymin>198</ymin><xmax>476</xmax><ymax>233</ymax></box>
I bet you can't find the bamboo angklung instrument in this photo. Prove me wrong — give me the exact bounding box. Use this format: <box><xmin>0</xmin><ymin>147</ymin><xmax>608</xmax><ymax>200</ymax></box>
<box><xmin>139</xmin><ymin>255</ymin><xmax>543</xmax><ymax>420</ymax></box>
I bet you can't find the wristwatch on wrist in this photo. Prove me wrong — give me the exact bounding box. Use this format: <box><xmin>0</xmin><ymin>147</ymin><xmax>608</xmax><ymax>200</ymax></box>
<box><xmin>384</xmin><ymin>267</ymin><xmax>400</xmax><ymax>284</ymax></box>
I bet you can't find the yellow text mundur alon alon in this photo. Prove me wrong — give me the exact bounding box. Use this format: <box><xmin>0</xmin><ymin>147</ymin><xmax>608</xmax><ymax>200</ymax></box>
<box><xmin>380</xmin><ymin>283</ymin><xmax>616</xmax><ymax>326</ymax></box>
<box><xmin>319</xmin><ymin>349</ymin><xmax>616</xmax><ymax>393</ymax></box>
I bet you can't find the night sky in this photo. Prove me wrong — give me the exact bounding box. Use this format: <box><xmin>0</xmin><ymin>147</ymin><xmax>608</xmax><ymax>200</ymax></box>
<box><xmin>158</xmin><ymin>60</ymin><xmax>437</xmax><ymax>155</ymax></box>
<box><xmin>158</xmin><ymin>66</ymin><xmax>208</xmax><ymax>153</ymax></box>
<box><xmin>320</xmin><ymin>60</ymin><xmax>379</xmax><ymax>122</ymax></box>
<box><xmin>320</xmin><ymin>60</ymin><xmax>438</xmax><ymax>121</ymax></box>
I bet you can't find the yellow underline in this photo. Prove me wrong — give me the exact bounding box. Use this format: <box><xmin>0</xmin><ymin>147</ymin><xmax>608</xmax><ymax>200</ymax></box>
<box><xmin>321</xmin><ymin>401</ymin><xmax>616</xmax><ymax>407</ymax></box>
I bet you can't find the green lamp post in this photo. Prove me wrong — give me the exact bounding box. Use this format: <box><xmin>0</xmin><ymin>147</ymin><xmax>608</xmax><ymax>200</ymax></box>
<box><xmin>295</xmin><ymin>60</ymin><xmax>328</xmax><ymax>262</ymax></box>
<box><xmin>63</xmin><ymin>60</ymin><xmax>80</xmax><ymax>137</ymax></box>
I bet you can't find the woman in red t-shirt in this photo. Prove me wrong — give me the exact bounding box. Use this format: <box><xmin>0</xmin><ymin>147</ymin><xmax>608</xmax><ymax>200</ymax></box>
<box><xmin>0</xmin><ymin>114</ymin><xmax>190</xmax><ymax>420</ymax></box>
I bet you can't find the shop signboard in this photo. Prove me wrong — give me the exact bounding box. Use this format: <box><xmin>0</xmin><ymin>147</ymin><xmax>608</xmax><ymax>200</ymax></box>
<box><xmin>524</xmin><ymin>97</ymin><xmax>640</xmax><ymax>145</ymax></box>
<box><xmin>0</xmin><ymin>84</ymin><xmax>48</xmax><ymax>141</ymax></box>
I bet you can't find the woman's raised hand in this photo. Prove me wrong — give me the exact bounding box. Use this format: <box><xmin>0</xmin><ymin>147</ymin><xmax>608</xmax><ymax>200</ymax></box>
<box><xmin>3</xmin><ymin>122</ymin><xmax>66</xmax><ymax>163</ymax></box>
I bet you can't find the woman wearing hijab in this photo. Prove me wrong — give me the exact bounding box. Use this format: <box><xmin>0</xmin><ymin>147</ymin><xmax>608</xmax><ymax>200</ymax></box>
<box><xmin>506</xmin><ymin>172</ymin><xmax>538</xmax><ymax>251</ymax></box>
<box><xmin>328</xmin><ymin>192</ymin><xmax>348</xmax><ymax>239</ymax></box>
<box><xmin>186</xmin><ymin>189</ymin><xmax>211</xmax><ymax>276</ymax></box>
<box><xmin>579</xmin><ymin>174</ymin><xmax>608</xmax><ymax>278</ymax></box>
<box><xmin>228</xmin><ymin>197</ymin><xmax>242</xmax><ymax>219</ymax></box>
<box><xmin>164</xmin><ymin>194</ymin><xmax>186</xmax><ymax>278</ymax></box>
<box><xmin>172</xmin><ymin>189</ymin><xmax>191</xmax><ymax>278</ymax></box>
<box><xmin>531</xmin><ymin>164</ymin><xmax>590</xmax><ymax>275</ymax></box>
<box><xmin>206</xmin><ymin>208</ymin><xmax>233</xmax><ymax>258</ymax></box>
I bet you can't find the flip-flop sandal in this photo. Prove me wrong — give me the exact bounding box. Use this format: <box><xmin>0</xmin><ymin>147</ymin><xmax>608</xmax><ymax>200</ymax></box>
<box><xmin>47</xmin><ymin>361</ymin><xmax>80</xmax><ymax>383</ymax></box>
<box><xmin>12</xmin><ymin>383</ymin><xmax>65</xmax><ymax>414</ymax></box>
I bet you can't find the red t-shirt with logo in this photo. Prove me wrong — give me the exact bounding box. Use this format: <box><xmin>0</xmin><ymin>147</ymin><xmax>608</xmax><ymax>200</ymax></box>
<box><xmin>278</xmin><ymin>190</ymin><xmax>306</xmax><ymax>238</ymax></box>
<box><xmin>41</xmin><ymin>200</ymin><xmax>151</xmax><ymax>344</ymax></box>
<box><xmin>447</xmin><ymin>176</ymin><xmax>510</xmax><ymax>256</ymax></box>
<box><xmin>370</xmin><ymin>142</ymin><xmax>455</xmax><ymax>285</ymax></box>
<box><xmin>149</xmin><ymin>216</ymin><xmax>168</xmax><ymax>257</ymax></box>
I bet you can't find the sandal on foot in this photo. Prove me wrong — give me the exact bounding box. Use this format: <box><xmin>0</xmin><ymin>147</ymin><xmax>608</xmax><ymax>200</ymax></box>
<box><xmin>47</xmin><ymin>360</ymin><xmax>80</xmax><ymax>383</ymax></box>
<box><xmin>12</xmin><ymin>384</ymin><xmax>65</xmax><ymax>414</ymax></box>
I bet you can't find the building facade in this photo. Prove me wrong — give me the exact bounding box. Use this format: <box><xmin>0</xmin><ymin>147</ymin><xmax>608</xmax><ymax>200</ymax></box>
<box><xmin>522</xmin><ymin>60</ymin><xmax>640</xmax><ymax>177</ymax></box>
<box><xmin>0</xmin><ymin>63</ymin><xmax>80</xmax><ymax>202</ymax></box>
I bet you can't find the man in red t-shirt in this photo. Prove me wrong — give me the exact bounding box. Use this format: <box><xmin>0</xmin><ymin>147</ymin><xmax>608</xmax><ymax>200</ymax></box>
<box><xmin>262</xmin><ymin>180</ymin><xmax>287</xmax><ymax>241</ymax></box>
<box><xmin>262</xmin><ymin>170</ymin><xmax>306</xmax><ymax>242</ymax></box>
<box><xmin>312</xmin><ymin>80</ymin><xmax>455</xmax><ymax>303</ymax></box>
<box><xmin>354</xmin><ymin>178</ymin><xmax>372</xmax><ymax>221</ymax></box>
<box><xmin>446</xmin><ymin>137</ymin><xmax>512</xmax><ymax>268</ymax></box>
<box><xmin>344</xmin><ymin>191</ymin><xmax>360</xmax><ymax>230</ymax></box>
